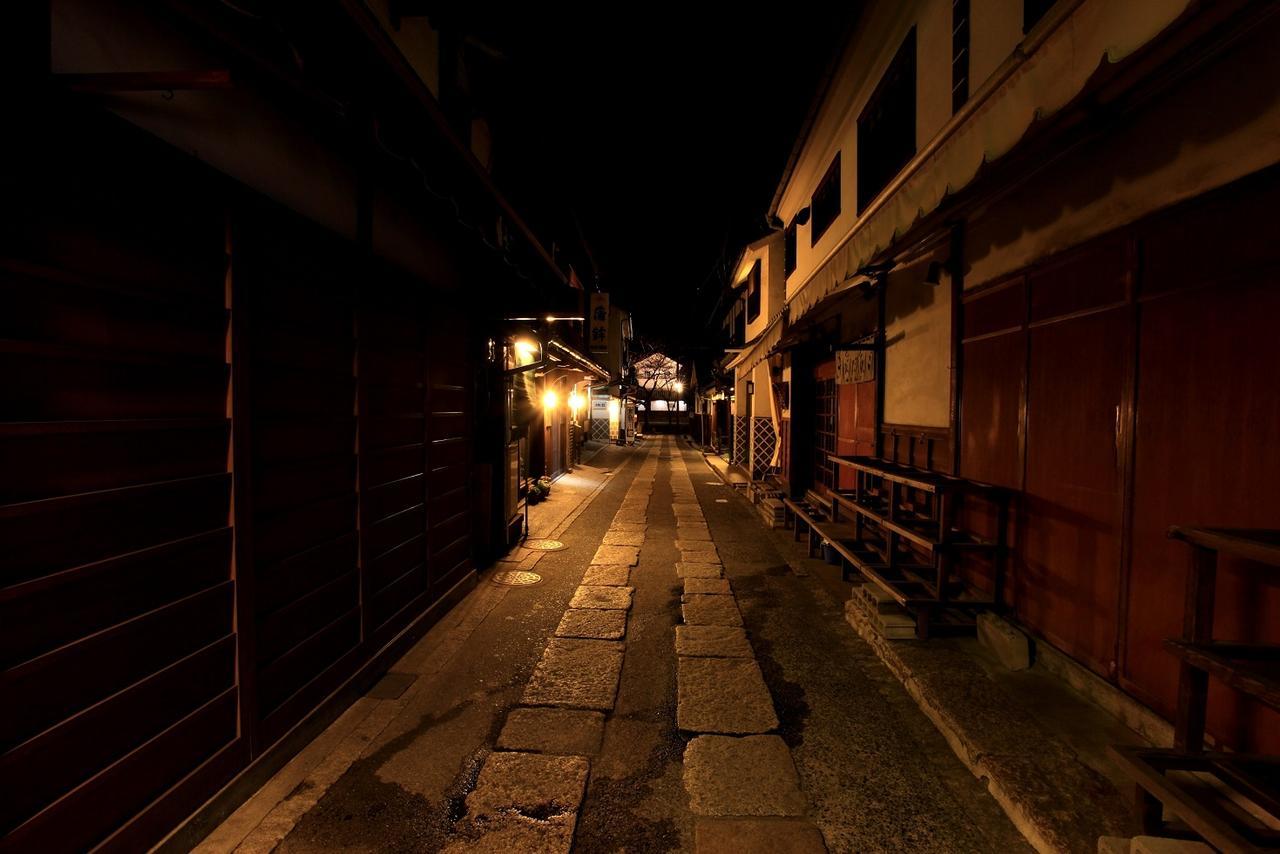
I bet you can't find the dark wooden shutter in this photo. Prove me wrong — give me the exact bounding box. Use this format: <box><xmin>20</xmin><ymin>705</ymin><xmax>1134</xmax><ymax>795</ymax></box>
<box><xmin>0</xmin><ymin>117</ymin><xmax>242</xmax><ymax>850</ymax></box>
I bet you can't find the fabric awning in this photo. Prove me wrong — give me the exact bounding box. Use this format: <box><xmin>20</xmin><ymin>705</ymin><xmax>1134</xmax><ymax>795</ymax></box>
<box><xmin>724</xmin><ymin>312</ymin><xmax>784</xmax><ymax>375</ymax></box>
<box><xmin>786</xmin><ymin>0</ymin><xmax>1194</xmax><ymax>324</ymax></box>
<box><xmin>547</xmin><ymin>338</ymin><xmax>609</xmax><ymax>380</ymax></box>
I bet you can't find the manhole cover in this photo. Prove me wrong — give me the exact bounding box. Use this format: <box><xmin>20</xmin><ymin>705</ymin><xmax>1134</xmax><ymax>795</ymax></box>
<box><xmin>524</xmin><ymin>538</ymin><xmax>568</xmax><ymax>552</ymax></box>
<box><xmin>491</xmin><ymin>570</ymin><xmax>543</xmax><ymax>587</ymax></box>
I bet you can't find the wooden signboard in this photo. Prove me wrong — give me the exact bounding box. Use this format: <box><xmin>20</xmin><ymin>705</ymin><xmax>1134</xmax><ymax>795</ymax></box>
<box><xmin>836</xmin><ymin>348</ymin><xmax>876</xmax><ymax>384</ymax></box>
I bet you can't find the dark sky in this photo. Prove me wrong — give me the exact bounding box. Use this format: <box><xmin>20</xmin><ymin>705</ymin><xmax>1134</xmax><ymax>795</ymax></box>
<box><xmin>461</xmin><ymin>7</ymin><xmax>859</xmax><ymax>352</ymax></box>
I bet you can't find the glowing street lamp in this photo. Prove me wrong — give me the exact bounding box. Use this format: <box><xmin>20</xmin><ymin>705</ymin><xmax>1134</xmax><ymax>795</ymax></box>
<box><xmin>542</xmin><ymin>388</ymin><xmax>559</xmax><ymax>409</ymax></box>
<box><xmin>674</xmin><ymin>381</ymin><xmax>684</xmax><ymax>395</ymax></box>
<box><xmin>514</xmin><ymin>339</ymin><xmax>539</xmax><ymax>364</ymax></box>
<box><xmin>568</xmin><ymin>390</ymin><xmax>583</xmax><ymax>415</ymax></box>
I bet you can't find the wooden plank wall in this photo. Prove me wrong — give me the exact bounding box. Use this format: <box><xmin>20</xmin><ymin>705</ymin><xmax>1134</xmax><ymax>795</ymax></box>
<box><xmin>0</xmin><ymin>132</ymin><xmax>243</xmax><ymax>851</ymax></box>
<box><xmin>0</xmin><ymin>115</ymin><xmax>478</xmax><ymax>850</ymax></box>
<box><xmin>959</xmin><ymin>168</ymin><xmax>1280</xmax><ymax>751</ymax></box>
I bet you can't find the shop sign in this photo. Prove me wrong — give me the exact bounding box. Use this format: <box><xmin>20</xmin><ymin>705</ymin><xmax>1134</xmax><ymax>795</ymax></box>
<box><xmin>836</xmin><ymin>349</ymin><xmax>876</xmax><ymax>385</ymax></box>
<box><xmin>590</xmin><ymin>293</ymin><xmax>609</xmax><ymax>353</ymax></box>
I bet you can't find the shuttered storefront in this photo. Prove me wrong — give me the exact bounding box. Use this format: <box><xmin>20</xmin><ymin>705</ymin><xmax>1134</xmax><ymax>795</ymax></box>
<box><xmin>1</xmin><ymin>114</ymin><xmax>480</xmax><ymax>851</ymax></box>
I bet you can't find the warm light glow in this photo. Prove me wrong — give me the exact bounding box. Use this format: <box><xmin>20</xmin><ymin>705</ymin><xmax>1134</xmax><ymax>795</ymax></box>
<box><xmin>514</xmin><ymin>339</ymin><xmax>538</xmax><ymax>363</ymax></box>
<box><xmin>607</xmin><ymin>399</ymin><xmax>621</xmax><ymax>417</ymax></box>
<box><xmin>568</xmin><ymin>391</ymin><xmax>583</xmax><ymax>412</ymax></box>
<box><xmin>674</xmin><ymin>381</ymin><xmax>684</xmax><ymax>394</ymax></box>
<box><xmin>542</xmin><ymin>389</ymin><xmax>559</xmax><ymax>409</ymax></box>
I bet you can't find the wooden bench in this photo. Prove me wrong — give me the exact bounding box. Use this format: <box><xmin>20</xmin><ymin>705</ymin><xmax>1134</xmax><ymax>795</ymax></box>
<box><xmin>782</xmin><ymin>491</ymin><xmax>834</xmax><ymax>557</ymax></box>
<box><xmin>1111</xmin><ymin>527</ymin><xmax>1280</xmax><ymax>853</ymax></box>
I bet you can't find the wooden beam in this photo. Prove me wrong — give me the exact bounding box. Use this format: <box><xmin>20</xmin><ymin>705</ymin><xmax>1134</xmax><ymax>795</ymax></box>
<box><xmin>56</xmin><ymin>70</ymin><xmax>233</xmax><ymax>93</ymax></box>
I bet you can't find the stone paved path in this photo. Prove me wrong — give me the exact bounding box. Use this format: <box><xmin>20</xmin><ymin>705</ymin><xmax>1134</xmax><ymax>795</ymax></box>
<box><xmin>451</xmin><ymin>443</ymin><xmax>660</xmax><ymax>849</ymax></box>
<box><xmin>199</xmin><ymin>438</ymin><xmax>1032</xmax><ymax>853</ymax></box>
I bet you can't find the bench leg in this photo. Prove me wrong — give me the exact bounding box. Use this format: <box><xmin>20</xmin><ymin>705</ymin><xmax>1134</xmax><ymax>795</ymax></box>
<box><xmin>1134</xmin><ymin>786</ymin><xmax>1163</xmax><ymax>835</ymax></box>
<box><xmin>914</xmin><ymin>607</ymin><xmax>932</xmax><ymax>640</ymax></box>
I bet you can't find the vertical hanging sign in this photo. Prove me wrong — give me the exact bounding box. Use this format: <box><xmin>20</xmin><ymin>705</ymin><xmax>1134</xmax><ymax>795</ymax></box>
<box><xmin>589</xmin><ymin>292</ymin><xmax>609</xmax><ymax>353</ymax></box>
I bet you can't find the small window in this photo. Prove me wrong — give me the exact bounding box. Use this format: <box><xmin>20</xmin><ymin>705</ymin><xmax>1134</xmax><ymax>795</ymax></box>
<box><xmin>1024</xmin><ymin>0</ymin><xmax>1056</xmax><ymax>33</ymax></box>
<box><xmin>952</xmin><ymin>0</ymin><xmax>970</xmax><ymax>114</ymax></box>
<box><xmin>745</xmin><ymin>259</ymin><xmax>762</xmax><ymax>323</ymax></box>
<box><xmin>857</xmin><ymin>28</ymin><xmax>916</xmax><ymax>213</ymax></box>
<box><xmin>810</xmin><ymin>154</ymin><xmax>841</xmax><ymax>246</ymax></box>
<box><xmin>783</xmin><ymin>222</ymin><xmax>797</xmax><ymax>278</ymax></box>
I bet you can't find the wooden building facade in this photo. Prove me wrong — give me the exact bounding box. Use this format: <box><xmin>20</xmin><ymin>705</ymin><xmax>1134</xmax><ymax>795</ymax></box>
<box><xmin>722</xmin><ymin>0</ymin><xmax>1280</xmax><ymax>759</ymax></box>
<box><xmin>1</xmin><ymin>3</ymin><xmax>577</xmax><ymax>850</ymax></box>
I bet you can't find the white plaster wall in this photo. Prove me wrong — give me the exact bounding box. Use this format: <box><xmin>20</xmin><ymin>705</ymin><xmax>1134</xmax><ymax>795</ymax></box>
<box><xmin>883</xmin><ymin>264</ymin><xmax>953</xmax><ymax>428</ymax></box>
<box><xmin>916</xmin><ymin>0</ymin><xmax>954</xmax><ymax>150</ymax></box>
<box><xmin>970</xmin><ymin>0</ymin><xmax>1024</xmax><ymax>91</ymax></box>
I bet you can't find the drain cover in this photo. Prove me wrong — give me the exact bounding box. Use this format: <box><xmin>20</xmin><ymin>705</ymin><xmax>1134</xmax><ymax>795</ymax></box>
<box><xmin>492</xmin><ymin>570</ymin><xmax>543</xmax><ymax>587</ymax></box>
<box><xmin>524</xmin><ymin>538</ymin><xmax>568</xmax><ymax>552</ymax></box>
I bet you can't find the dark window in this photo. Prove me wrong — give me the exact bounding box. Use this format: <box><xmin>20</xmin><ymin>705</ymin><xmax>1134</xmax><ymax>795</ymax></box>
<box><xmin>745</xmin><ymin>259</ymin><xmax>762</xmax><ymax>323</ymax></box>
<box><xmin>814</xmin><ymin>377</ymin><xmax>837</xmax><ymax>490</ymax></box>
<box><xmin>810</xmin><ymin>154</ymin><xmax>841</xmax><ymax>246</ymax></box>
<box><xmin>952</xmin><ymin>0</ymin><xmax>970</xmax><ymax>114</ymax></box>
<box><xmin>783</xmin><ymin>221</ymin><xmax>797</xmax><ymax>277</ymax></box>
<box><xmin>857</xmin><ymin>28</ymin><xmax>916</xmax><ymax>213</ymax></box>
<box><xmin>733</xmin><ymin>299</ymin><xmax>746</xmax><ymax>345</ymax></box>
<box><xmin>1024</xmin><ymin>0</ymin><xmax>1056</xmax><ymax>33</ymax></box>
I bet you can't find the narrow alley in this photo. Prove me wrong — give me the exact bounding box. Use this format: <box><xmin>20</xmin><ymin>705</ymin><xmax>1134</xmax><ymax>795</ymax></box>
<box><xmin>7</xmin><ymin>5</ymin><xmax>1280</xmax><ymax>852</ymax></box>
<box><xmin>195</xmin><ymin>438</ymin><xmax>1031</xmax><ymax>853</ymax></box>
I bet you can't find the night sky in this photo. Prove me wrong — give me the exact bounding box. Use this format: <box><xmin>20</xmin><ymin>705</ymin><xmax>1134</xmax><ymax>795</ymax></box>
<box><xmin>461</xmin><ymin>7</ymin><xmax>860</xmax><ymax>353</ymax></box>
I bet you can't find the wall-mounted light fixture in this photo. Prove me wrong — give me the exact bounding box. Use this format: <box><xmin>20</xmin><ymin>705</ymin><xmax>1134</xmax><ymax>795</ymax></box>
<box><xmin>568</xmin><ymin>390</ymin><xmax>583</xmax><ymax>415</ymax></box>
<box><xmin>746</xmin><ymin>380</ymin><xmax>755</xmax><ymax>395</ymax></box>
<box><xmin>674</xmin><ymin>381</ymin><xmax>684</xmax><ymax>395</ymax></box>
<box><xmin>542</xmin><ymin>389</ymin><xmax>559</xmax><ymax>409</ymax></box>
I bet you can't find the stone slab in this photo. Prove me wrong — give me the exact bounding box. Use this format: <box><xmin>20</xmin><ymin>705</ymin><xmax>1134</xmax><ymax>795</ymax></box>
<box><xmin>680</xmin><ymin>549</ymin><xmax>721</xmax><ymax>565</ymax></box>
<box><xmin>1132</xmin><ymin>838</ymin><xmax>1213</xmax><ymax>854</ymax></box>
<box><xmin>683</xmin><ymin>735</ymin><xmax>804</xmax><ymax>816</ymax></box>
<box><xmin>523</xmin><ymin>638</ymin><xmax>624</xmax><ymax>710</ymax></box>
<box><xmin>675</xmin><ymin>540</ymin><xmax>716</xmax><ymax>552</ymax></box>
<box><xmin>602</xmin><ymin>529</ymin><xmax>645</xmax><ymax>547</ymax></box>
<box><xmin>464</xmin><ymin>751</ymin><xmax>589</xmax><ymax>819</ymax></box>
<box><xmin>569</xmin><ymin>585</ymin><xmax>634</xmax><ymax>611</ymax></box>
<box><xmin>981</xmin><ymin>752</ymin><xmax>1131</xmax><ymax>853</ymax></box>
<box><xmin>675</xmin><ymin>625</ymin><xmax>753</xmax><ymax>658</ymax></box>
<box><xmin>677</xmin><ymin>657</ymin><xmax>777</xmax><ymax>733</ymax></box>
<box><xmin>677</xmin><ymin>562</ymin><xmax>724</xmax><ymax>580</ymax></box>
<box><xmin>555</xmin><ymin>608</ymin><xmax>627</xmax><ymax>640</ymax></box>
<box><xmin>694</xmin><ymin>819</ymin><xmax>828</xmax><ymax>853</ymax></box>
<box><xmin>582</xmin><ymin>564</ymin><xmax>630</xmax><ymax>586</ymax></box>
<box><xmin>677</xmin><ymin>528</ymin><xmax>714</xmax><ymax>541</ymax></box>
<box><xmin>609</xmin><ymin>521</ymin><xmax>646</xmax><ymax>532</ymax></box>
<box><xmin>442</xmin><ymin>818</ymin><xmax>575</xmax><ymax>854</ymax></box>
<box><xmin>612</xmin><ymin>513</ymin><xmax>647</xmax><ymax>526</ymax></box>
<box><xmin>683</xmin><ymin>577</ymin><xmax>732</xmax><ymax>595</ymax></box>
<box><xmin>496</xmin><ymin>707</ymin><xmax>606</xmax><ymax>755</ymax></box>
<box><xmin>592</xmin><ymin>544</ymin><xmax>640</xmax><ymax>566</ymax></box>
<box><xmin>977</xmin><ymin>611</ymin><xmax>1031</xmax><ymax>671</ymax></box>
<box><xmin>366</xmin><ymin>671</ymin><xmax>416</xmax><ymax>699</ymax></box>
<box><xmin>682</xmin><ymin>594</ymin><xmax>742</xmax><ymax>626</ymax></box>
